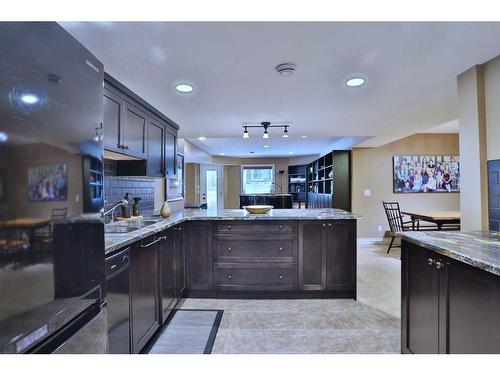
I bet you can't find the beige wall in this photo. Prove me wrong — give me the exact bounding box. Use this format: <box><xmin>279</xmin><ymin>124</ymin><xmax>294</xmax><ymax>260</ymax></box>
<box><xmin>352</xmin><ymin>133</ymin><xmax>460</xmax><ymax>238</ymax></box>
<box><xmin>484</xmin><ymin>56</ymin><xmax>500</xmax><ymax>161</ymax></box>
<box><xmin>184</xmin><ymin>163</ymin><xmax>200</xmax><ymax>205</ymax></box>
<box><xmin>457</xmin><ymin>66</ymin><xmax>489</xmax><ymax>231</ymax></box>
<box><xmin>0</xmin><ymin>143</ymin><xmax>83</xmax><ymax>219</ymax></box>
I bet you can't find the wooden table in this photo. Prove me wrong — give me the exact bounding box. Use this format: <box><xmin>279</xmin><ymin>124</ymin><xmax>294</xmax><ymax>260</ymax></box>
<box><xmin>401</xmin><ymin>210</ymin><xmax>461</xmax><ymax>231</ymax></box>
<box><xmin>1</xmin><ymin>218</ymin><xmax>51</xmax><ymax>247</ymax></box>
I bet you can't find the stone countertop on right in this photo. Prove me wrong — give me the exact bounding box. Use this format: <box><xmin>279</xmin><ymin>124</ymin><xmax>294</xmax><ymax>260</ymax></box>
<box><xmin>399</xmin><ymin>231</ymin><xmax>500</xmax><ymax>276</ymax></box>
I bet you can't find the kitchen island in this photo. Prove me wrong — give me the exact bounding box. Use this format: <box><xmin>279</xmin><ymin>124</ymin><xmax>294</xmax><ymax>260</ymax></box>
<box><xmin>400</xmin><ymin>231</ymin><xmax>500</xmax><ymax>354</ymax></box>
<box><xmin>105</xmin><ymin>208</ymin><xmax>360</xmax><ymax>353</ymax></box>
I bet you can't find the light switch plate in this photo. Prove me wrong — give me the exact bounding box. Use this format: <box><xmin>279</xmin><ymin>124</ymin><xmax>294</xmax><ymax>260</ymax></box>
<box><xmin>364</xmin><ymin>189</ymin><xmax>371</xmax><ymax>196</ymax></box>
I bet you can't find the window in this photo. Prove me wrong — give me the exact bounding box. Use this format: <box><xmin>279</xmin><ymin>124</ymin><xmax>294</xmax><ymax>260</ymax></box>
<box><xmin>241</xmin><ymin>165</ymin><xmax>274</xmax><ymax>194</ymax></box>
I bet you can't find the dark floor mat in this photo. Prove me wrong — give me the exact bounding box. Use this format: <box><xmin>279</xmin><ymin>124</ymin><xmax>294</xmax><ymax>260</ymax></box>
<box><xmin>146</xmin><ymin>309</ymin><xmax>223</xmax><ymax>354</ymax></box>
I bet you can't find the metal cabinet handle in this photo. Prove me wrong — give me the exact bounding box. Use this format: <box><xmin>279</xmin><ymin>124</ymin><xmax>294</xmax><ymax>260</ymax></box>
<box><xmin>228</xmin><ymin>247</ymin><xmax>232</xmax><ymax>252</ymax></box>
<box><xmin>279</xmin><ymin>275</ymin><xmax>283</xmax><ymax>279</ymax></box>
<box><xmin>427</xmin><ymin>258</ymin><xmax>436</xmax><ymax>266</ymax></box>
<box><xmin>279</xmin><ymin>225</ymin><xmax>283</xmax><ymax>229</ymax></box>
<box><xmin>227</xmin><ymin>225</ymin><xmax>231</xmax><ymax>230</ymax></box>
<box><xmin>228</xmin><ymin>274</ymin><xmax>232</xmax><ymax>279</ymax></box>
<box><xmin>322</xmin><ymin>223</ymin><xmax>326</xmax><ymax>227</ymax></box>
<box><xmin>328</xmin><ymin>223</ymin><xmax>332</xmax><ymax>227</ymax></box>
<box><xmin>279</xmin><ymin>246</ymin><xmax>283</xmax><ymax>251</ymax></box>
<box><xmin>141</xmin><ymin>236</ymin><xmax>164</xmax><ymax>248</ymax></box>
<box><xmin>110</xmin><ymin>264</ymin><xmax>117</xmax><ymax>270</ymax></box>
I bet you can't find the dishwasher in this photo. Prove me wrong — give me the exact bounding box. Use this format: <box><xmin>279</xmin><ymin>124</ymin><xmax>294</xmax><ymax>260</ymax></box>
<box><xmin>105</xmin><ymin>247</ymin><xmax>131</xmax><ymax>354</ymax></box>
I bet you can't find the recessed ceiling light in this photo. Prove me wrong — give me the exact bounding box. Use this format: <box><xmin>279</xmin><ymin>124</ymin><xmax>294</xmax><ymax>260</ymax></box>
<box><xmin>198</xmin><ymin>136</ymin><xmax>206</xmax><ymax>141</ymax></box>
<box><xmin>263</xmin><ymin>145</ymin><xmax>270</xmax><ymax>148</ymax></box>
<box><xmin>219</xmin><ymin>153</ymin><xmax>225</xmax><ymax>156</ymax></box>
<box><xmin>301</xmin><ymin>135</ymin><xmax>307</xmax><ymax>138</ymax></box>
<box><xmin>346</xmin><ymin>77</ymin><xmax>366</xmax><ymax>87</ymax></box>
<box><xmin>0</xmin><ymin>132</ymin><xmax>8</xmax><ymax>142</ymax></box>
<box><xmin>20</xmin><ymin>93</ymin><xmax>39</xmax><ymax>104</ymax></box>
<box><xmin>288</xmin><ymin>151</ymin><xmax>294</xmax><ymax>155</ymax></box>
<box><xmin>175</xmin><ymin>83</ymin><xmax>194</xmax><ymax>93</ymax></box>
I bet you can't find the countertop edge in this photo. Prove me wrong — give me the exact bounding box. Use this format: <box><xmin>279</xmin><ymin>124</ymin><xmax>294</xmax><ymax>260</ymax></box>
<box><xmin>399</xmin><ymin>233</ymin><xmax>500</xmax><ymax>277</ymax></box>
<box><xmin>105</xmin><ymin>212</ymin><xmax>360</xmax><ymax>255</ymax></box>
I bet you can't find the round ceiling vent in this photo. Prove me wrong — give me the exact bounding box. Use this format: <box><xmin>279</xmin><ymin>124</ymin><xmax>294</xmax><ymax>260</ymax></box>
<box><xmin>275</xmin><ymin>63</ymin><xmax>297</xmax><ymax>77</ymax></box>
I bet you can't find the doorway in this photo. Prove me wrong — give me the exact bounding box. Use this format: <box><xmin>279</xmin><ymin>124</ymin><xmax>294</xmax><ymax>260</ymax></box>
<box><xmin>200</xmin><ymin>165</ymin><xmax>223</xmax><ymax>210</ymax></box>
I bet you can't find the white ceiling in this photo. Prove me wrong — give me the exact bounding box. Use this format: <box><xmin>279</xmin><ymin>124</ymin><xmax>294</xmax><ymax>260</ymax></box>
<box><xmin>61</xmin><ymin>22</ymin><xmax>500</xmax><ymax>156</ymax></box>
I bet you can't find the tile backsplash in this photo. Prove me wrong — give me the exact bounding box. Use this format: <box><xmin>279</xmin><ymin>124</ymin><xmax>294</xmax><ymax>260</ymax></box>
<box><xmin>103</xmin><ymin>159</ymin><xmax>156</xmax><ymax>216</ymax></box>
<box><xmin>488</xmin><ymin>159</ymin><xmax>500</xmax><ymax>231</ymax></box>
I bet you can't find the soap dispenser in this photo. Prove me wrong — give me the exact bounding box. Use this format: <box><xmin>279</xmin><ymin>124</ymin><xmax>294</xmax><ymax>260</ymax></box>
<box><xmin>121</xmin><ymin>193</ymin><xmax>131</xmax><ymax>219</ymax></box>
<box><xmin>132</xmin><ymin>197</ymin><xmax>142</xmax><ymax>217</ymax></box>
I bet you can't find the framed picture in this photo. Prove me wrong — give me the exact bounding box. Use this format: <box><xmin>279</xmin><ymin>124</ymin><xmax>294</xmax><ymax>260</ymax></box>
<box><xmin>28</xmin><ymin>163</ymin><xmax>68</xmax><ymax>201</ymax></box>
<box><xmin>393</xmin><ymin>155</ymin><xmax>460</xmax><ymax>193</ymax></box>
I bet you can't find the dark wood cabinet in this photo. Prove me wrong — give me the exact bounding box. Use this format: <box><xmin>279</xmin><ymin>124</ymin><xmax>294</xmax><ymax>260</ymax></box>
<box><xmin>299</xmin><ymin>222</ymin><xmax>326</xmax><ymax>290</ymax></box>
<box><xmin>122</xmin><ymin>103</ymin><xmax>147</xmax><ymax>158</ymax></box>
<box><xmin>130</xmin><ymin>236</ymin><xmax>160</xmax><ymax>353</ymax></box>
<box><xmin>186</xmin><ymin>222</ymin><xmax>213</xmax><ymax>290</ymax></box>
<box><xmin>401</xmin><ymin>242</ymin><xmax>441</xmax><ymax>354</ymax></box>
<box><xmin>165</xmin><ymin>131</ymin><xmax>177</xmax><ymax>179</ymax></box>
<box><xmin>402</xmin><ymin>240</ymin><xmax>500</xmax><ymax>354</ymax></box>
<box><xmin>306</xmin><ymin>150</ymin><xmax>351</xmax><ymax>210</ymax></box>
<box><xmin>103</xmin><ymin>74</ymin><xmax>180</xmax><ymax>178</ymax></box>
<box><xmin>103</xmin><ymin>88</ymin><xmax>122</xmax><ymax>153</ymax></box>
<box><xmin>325</xmin><ymin>220</ymin><xmax>356</xmax><ymax>292</ymax></box>
<box><xmin>299</xmin><ymin>220</ymin><xmax>356</xmax><ymax>294</ymax></box>
<box><xmin>158</xmin><ymin>231</ymin><xmax>176</xmax><ymax>324</ymax></box>
<box><xmin>174</xmin><ymin>224</ymin><xmax>186</xmax><ymax>300</ymax></box>
<box><xmin>147</xmin><ymin>120</ymin><xmax>165</xmax><ymax>177</ymax></box>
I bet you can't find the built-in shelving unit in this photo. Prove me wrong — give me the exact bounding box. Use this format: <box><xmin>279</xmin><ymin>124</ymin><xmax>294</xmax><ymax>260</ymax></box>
<box><xmin>306</xmin><ymin>150</ymin><xmax>351</xmax><ymax>210</ymax></box>
<box><xmin>288</xmin><ymin>165</ymin><xmax>307</xmax><ymax>205</ymax></box>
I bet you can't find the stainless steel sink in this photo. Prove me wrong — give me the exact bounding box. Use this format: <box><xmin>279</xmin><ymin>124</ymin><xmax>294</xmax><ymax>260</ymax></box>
<box><xmin>105</xmin><ymin>217</ymin><xmax>164</xmax><ymax>234</ymax></box>
<box><xmin>105</xmin><ymin>226</ymin><xmax>141</xmax><ymax>234</ymax></box>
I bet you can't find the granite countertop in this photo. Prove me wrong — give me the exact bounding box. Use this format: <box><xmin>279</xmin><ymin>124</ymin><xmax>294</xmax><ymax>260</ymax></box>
<box><xmin>399</xmin><ymin>231</ymin><xmax>500</xmax><ymax>276</ymax></box>
<box><xmin>105</xmin><ymin>208</ymin><xmax>360</xmax><ymax>255</ymax></box>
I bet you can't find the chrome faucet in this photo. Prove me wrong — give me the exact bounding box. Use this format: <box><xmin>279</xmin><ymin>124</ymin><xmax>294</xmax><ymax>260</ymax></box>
<box><xmin>101</xmin><ymin>195</ymin><xmax>130</xmax><ymax>223</ymax></box>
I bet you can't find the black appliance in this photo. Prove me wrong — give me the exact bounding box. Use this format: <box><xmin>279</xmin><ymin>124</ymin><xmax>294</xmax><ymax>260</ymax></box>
<box><xmin>0</xmin><ymin>22</ymin><xmax>107</xmax><ymax>353</ymax></box>
<box><xmin>105</xmin><ymin>247</ymin><xmax>131</xmax><ymax>354</ymax></box>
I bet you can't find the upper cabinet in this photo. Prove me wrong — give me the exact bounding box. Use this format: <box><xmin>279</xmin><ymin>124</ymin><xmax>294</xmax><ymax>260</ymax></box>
<box><xmin>123</xmin><ymin>103</ymin><xmax>147</xmax><ymax>158</ymax></box>
<box><xmin>147</xmin><ymin>120</ymin><xmax>165</xmax><ymax>177</ymax></box>
<box><xmin>165</xmin><ymin>131</ymin><xmax>177</xmax><ymax>178</ymax></box>
<box><xmin>103</xmin><ymin>74</ymin><xmax>180</xmax><ymax>178</ymax></box>
<box><xmin>103</xmin><ymin>89</ymin><xmax>123</xmax><ymax>153</ymax></box>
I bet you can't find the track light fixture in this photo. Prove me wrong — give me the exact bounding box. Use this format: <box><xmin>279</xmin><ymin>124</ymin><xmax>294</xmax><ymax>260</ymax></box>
<box><xmin>242</xmin><ymin>121</ymin><xmax>291</xmax><ymax>139</ymax></box>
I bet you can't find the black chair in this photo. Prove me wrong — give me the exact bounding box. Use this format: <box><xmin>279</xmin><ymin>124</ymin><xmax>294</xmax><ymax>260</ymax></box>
<box><xmin>382</xmin><ymin>201</ymin><xmax>420</xmax><ymax>254</ymax></box>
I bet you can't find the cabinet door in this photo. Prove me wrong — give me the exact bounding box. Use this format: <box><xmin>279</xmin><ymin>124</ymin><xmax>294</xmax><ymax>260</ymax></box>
<box><xmin>158</xmin><ymin>231</ymin><xmax>176</xmax><ymax>324</ymax></box>
<box><xmin>130</xmin><ymin>240</ymin><xmax>159</xmax><ymax>353</ymax></box>
<box><xmin>299</xmin><ymin>221</ymin><xmax>326</xmax><ymax>290</ymax></box>
<box><xmin>174</xmin><ymin>225</ymin><xmax>186</xmax><ymax>300</ymax></box>
<box><xmin>165</xmin><ymin>131</ymin><xmax>177</xmax><ymax>179</ymax></box>
<box><xmin>103</xmin><ymin>89</ymin><xmax>123</xmax><ymax>152</ymax></box>
<box><xmin>147</xmin><ymin>120</ymin><xmax>165</xmax><ymax>177</ymax></box>
<box><xmin>186</xmin><ymin>222</ymin><xmax>213</xmax><ymax>290</ymax></box>
<box><xmin>401</xmin><ymin>241</ymin><xmax>440</xmax><ymax>354</ymax></box>
<box><xmin>447</xmin><ymin>258</ymin><xmax>500</xmax><ymax>354</ymax></box>
<box><xmin>325</xmin><ymin>220</ymin><xmax>356</xmax><ymax>293</ymax></box>
<box><xmin>123</xmin><ymin>103</ymin><xmax>147</xmax><ymax>158</ymax></box>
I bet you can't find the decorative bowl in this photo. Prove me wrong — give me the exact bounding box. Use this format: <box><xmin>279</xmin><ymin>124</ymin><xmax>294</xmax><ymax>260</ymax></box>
<box><xmin>243</xmin><ymin>205</ymin><xmax>274</xmax><ymax>214</ymax></box>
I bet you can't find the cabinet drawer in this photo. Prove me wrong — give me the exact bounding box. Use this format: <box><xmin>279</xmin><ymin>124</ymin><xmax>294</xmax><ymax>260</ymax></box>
<box><xmin>213</xmin><ymin>221</ymin><xmax>296</xmax><ymax>234</ymax></box>
<box><xmin>215</xmin><ymin>239</ymin><xmax>295</xmax><ymax>262</ymax></box>
<box><xmin>214</xmin><ymin>263</ymin><xmax>296</xmax><ymax>290</ymax></box>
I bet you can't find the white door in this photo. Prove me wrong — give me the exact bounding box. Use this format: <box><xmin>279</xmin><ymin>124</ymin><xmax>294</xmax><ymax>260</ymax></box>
<box><xmin>200</xmin><ymin>164</ymin><xmax>224</xmax><ymax>210</ymax></box>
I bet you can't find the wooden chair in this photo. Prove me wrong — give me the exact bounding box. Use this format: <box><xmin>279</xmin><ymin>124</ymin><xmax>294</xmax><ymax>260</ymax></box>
<box><xmin>382</xmin><ymin>201</ymin><xmax>420</xmax><ymax>254</ymax></box>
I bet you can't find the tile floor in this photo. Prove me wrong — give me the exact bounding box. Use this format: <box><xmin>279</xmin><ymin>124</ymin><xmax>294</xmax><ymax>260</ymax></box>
<box><xmin>176</xmin><ymin>242</ymin><xmax>402</xmax><ymax>354</ymax></box>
